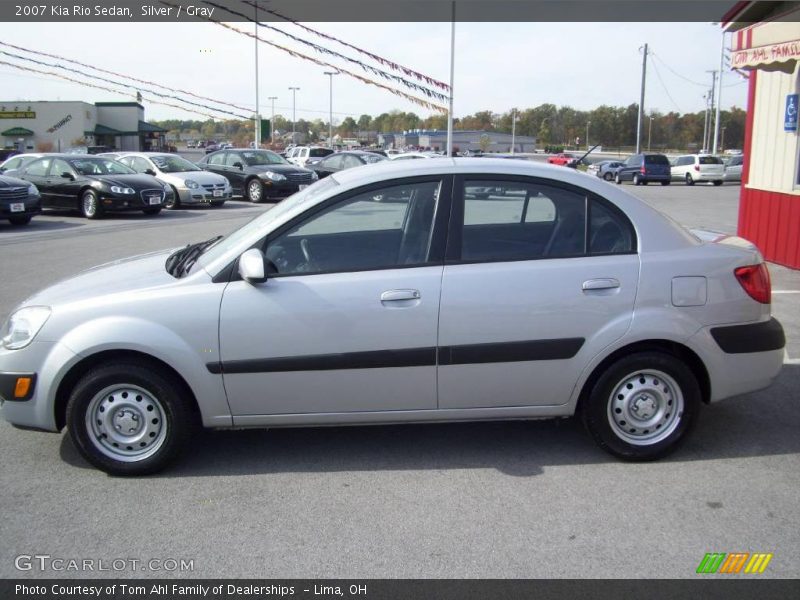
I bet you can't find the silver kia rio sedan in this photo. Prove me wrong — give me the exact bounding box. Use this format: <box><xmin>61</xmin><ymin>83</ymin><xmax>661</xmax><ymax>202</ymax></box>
<box><xmin>0</xmin><ymin>159</ymin><xmax>785</xmax><ymax>475</ymax></box>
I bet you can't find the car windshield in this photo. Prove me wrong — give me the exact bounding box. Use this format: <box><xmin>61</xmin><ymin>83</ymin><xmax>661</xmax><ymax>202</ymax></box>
<box><xmin>69</xmin><ymin>158</ymin><xmax>136</xmax><ymax>175</ymax></box>
<box><xmin>362</xmin><ymin>153</ymin><xmax>387</xmax><ymax>164</ymax></box>
<box><xmin>699</xmin><ymin>156</ymin><xmax>723</xmax><ymax>165</ymax></box>
<box><xmin>198</xmin><ymin>176</ymin><xmax>340</xmax><ymax>269</ymax></box>
<box><xmin>149</xmin><ymin>155</ymin><xmax>200</xmax><ymax>173</ymax></box>
<box><xmin>241</xmin><ymin>150</ymin><xmax>288</xmax><ymax>166</ymax></box>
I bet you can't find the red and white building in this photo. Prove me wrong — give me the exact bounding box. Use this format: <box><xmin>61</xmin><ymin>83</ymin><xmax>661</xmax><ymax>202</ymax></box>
<box><xmin>723</xmin><ymin>2</ymin><xmax>800</xmax><ymax>269</ymax></box>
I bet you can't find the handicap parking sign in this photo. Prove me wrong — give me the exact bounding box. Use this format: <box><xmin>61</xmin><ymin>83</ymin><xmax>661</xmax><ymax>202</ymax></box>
<box><xmin>786</xmin><ymin>94</ymin><xmax>798</xmax><ymax>132</ymax></box>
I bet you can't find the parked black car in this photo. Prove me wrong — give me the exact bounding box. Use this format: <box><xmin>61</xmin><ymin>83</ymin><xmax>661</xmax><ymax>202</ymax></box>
<box><xmin>18</xmin><ymin>154</ymin><xmax>171</xmax><ymax>219</ymax></box>
<box><xmin>615</xmin><ymin>153</ymin><xmax>671</xmax><ymax>185</ymax></box>
<box><xmin>197</xmin><ymin>149</ymin><xmax>317</xmax><ymax>202</ymax></box>
<box><xmin>309</xmin><ymin>150</ymin><xmax>387</xmax><ymax>179</ymax></box>
<box><xmin>0</xmin><ymin>174</ymin><xmax>41</xmax><ymax>225</ymax></box>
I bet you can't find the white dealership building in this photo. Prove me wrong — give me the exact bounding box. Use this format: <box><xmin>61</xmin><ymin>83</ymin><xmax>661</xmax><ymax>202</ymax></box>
<box><xmin>0</xmin><ymin>100</ymin><xmax>167</xmax><ymax>152</ymax></box>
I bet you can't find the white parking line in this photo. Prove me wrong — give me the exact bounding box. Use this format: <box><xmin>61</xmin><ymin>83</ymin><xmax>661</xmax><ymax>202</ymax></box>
<box><xmin>784</xmin><ymin>351</ymin><xmax>800</xmax><ymax>365</ymax></box>
<box><xmin>773</xmin><ymin>290</ymin><xmax>800</xmax><ymax>294</ymax></box>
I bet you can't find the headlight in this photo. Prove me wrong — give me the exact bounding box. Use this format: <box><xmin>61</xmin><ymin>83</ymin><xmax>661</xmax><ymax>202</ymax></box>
<box><xmin>110</xmin><ymin>186</ymin><xmax>135</xmax><ymax>195</ymax></box>
<box><xmin>1</xmin><ymin>306</ymin><xmax>51</xmax><ymax>350</ymax></box>
<box><xmin>310</xmin><ymin>171</ymin><xmax>319</xmax><ymax>180</ymax></box>
<box><xmin>184</xmin><ymin>179</ymin><xmax>199</xmax><ymax>189</ymax></box>
<box><xmin>27</xmin><ymin>184</ymin><xmax>39</xmax><ymax>196</ymax></box>
<box><xmin>262</xmin><ymin>171</ymin><xmax>286</xmax><ymax>182</ymax></box>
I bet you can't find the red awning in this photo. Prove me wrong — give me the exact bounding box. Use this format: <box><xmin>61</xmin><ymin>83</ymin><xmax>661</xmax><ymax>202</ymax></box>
<box><xmin>730</xmin><ymin>20</ymin><xmax>800</xmax><ymax>73</ymax></box>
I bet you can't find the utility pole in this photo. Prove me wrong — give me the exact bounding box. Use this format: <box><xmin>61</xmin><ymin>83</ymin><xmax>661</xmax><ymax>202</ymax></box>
<box><xmin>289</xmin><ymin>86</ymin><xmax>299</xmax><ymax>142</ymax></box>
<box><xmin>446</xmin><ymin>1</ymin><xmax>455</xmax><ymax>157</ymax></box>
<box><xmin>268</xmin><ymin>96</ymin><xmax>277</xmax><ymax>145</ymax></box>
<box><xmin>705</xmin><ymin>70</ymin><xmax>717</xmax><ymax>152</ymax></box>
<box><xmin>253</xmin><ymin>0</ymin><xmax>260</xmax><ymax>148</ymax></box>
<box><xmin>636</xmin><ymin>43</ymin><xmax>648</xmax><ymax>154</ymax></box>
<box><xmin>586</xmin><ymin>120</ymin><xmax>591</xmax><ymax>151</ymax></box>
<box><xmin>324</xmin><ymin>71</ymin><xmax>338</xmax><ymax>148</ymax></box>
<box><xmin>511</xmin><ymin>108</ymin><xmax>517</xmax><ymax>154</ymax></box>
<box><xmin>647</xmin><ymin>116</ymin><xmax>653</xmax><ymax>151</ymax></box>
<box><xmin>712</xmin><ymin>31</ymin><xmax>726</xmax><ymax>154</ymax></box>
<box><xmin>702</xmin><ymin>94</ymin><xmax>710</xmax><ymax>153</ymax></box>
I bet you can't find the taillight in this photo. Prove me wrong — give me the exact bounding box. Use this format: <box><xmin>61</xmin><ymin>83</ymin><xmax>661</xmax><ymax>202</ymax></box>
<box><xmin>640</xmin><ymin>166</ymin><xmax>646</xmax><ymax>173</ymax></box>
<box><xmin>694</xmin><ymin>164</ymin><xmax>700</xmax><ymax>171</ymax></box>
<box><xmin>735</xmin><ymin>263</ymin><xmax>771</xmax><ymax>304</ymax></box>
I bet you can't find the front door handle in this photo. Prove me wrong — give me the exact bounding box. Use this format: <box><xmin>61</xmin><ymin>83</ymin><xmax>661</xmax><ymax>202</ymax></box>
<box><xmin>381</xmin><ymin>289</ymin><xmax>421</xmax><ymax>302</ymax></box>
<box><xmin>582</xmin><ymin>278</ymin><xmax>620</xmax><ymax>291</ymax></box>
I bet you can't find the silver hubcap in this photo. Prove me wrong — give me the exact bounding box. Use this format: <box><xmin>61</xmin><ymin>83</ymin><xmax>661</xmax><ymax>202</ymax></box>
<box><xmin>607</xmin><ymin>369</ymin><xmax>684</xmax><ymax>446</ymax></box>
<box><xmin>83</xmin><ymin>194</ymin><xmax>96</xmax><ymax>216</ymax></box>
<box><xmin>86</xmin><ymin>384</ymin><xmax>167</xmax><ymax>462</ymax></box>
<box><xmin>248</xmin><ymin>181</ymin><xmax>262</xmax><ymax>201</ymax></box>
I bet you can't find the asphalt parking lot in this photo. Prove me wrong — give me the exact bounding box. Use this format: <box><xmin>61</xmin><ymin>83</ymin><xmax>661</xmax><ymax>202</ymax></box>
<box><xmin>0</xmin><ymin>179</ymin><xmax>798</xmax><ymax>579</ymax></box>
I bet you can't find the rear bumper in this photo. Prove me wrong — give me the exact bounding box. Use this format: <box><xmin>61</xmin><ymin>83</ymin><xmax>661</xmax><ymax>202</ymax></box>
<box><xmin>690</xmin><ymin>318</ymin><xmax>785</xmax><ymax>402</ymax></box>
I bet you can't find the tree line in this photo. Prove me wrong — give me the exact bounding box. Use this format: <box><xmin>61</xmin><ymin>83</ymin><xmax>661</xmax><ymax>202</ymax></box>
<box><xmin>154</xmin><ymin>103</ymin><xmax>746</xmax><ymax>151</ymax></box>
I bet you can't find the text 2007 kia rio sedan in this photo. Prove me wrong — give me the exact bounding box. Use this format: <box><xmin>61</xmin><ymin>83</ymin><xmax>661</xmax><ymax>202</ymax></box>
<box><xmin>0</xmin><ymin>159</ymin><xmax>785</xmax><ymax>475</ymax></box>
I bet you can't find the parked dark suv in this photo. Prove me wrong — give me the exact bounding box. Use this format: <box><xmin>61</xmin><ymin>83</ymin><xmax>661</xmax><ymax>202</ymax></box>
<box><xmin>615</xmin><ymin>153</ymin><xmax>671</xmax><ymax>185</ymax></box>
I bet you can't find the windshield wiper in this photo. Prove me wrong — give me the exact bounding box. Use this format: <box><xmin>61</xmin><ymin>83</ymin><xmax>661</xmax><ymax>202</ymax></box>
<box><xmin>165</xmin><ymin>235</ymin><xmax>223</xmax><ymax>278</ymax></box>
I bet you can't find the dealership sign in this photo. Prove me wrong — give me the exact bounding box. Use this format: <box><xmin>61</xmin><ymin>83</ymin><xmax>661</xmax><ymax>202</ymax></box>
<box><xmin>0</xmin><ymin>111</ymin><xmax>35</xmax><ymax>119</ymax></box>
<box><xmin>47</xmin><ymin>114</ymin><xmax>72</xmax><ymax>133</ymax></box>
<box><xmin>732</xmin><ymin>40</ymin><xmax>800</xmax><ymax>69</ymax></box>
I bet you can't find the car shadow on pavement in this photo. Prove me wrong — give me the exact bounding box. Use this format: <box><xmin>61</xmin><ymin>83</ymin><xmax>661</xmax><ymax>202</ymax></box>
<box><xmin>58</xmin><ymin>364</ymin><xmax>800</xmax><ymax>478</ymax></box>
<box><xmin>0</xmin><ymin>219</ymin><xmax>83</xmax><ymax>233</ymax></box>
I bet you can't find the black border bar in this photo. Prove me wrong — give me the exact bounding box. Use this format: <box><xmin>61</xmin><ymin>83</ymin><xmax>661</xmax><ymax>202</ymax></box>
<box><xmin>2</xmin><ymin>1</ymin><xmax>795</xmax><ymax>23</ymax></box>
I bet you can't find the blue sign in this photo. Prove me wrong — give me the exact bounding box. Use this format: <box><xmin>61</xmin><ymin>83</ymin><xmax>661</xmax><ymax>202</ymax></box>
<box><xmin>786</xmin><ymin>94</ymin><xmax>799</xmax><ymax>132</ymax></box>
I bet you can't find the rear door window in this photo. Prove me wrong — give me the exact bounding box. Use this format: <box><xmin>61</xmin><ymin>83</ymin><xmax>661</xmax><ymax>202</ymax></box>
<box><xmin>699</xmin><ymin>156</ymin><xmax>723</xmax><ymax>165</ymax></box>
<box><xmin>644</xmin><ymin>155</ymin><xmax>669</xmax><ymax>166</ymax></box>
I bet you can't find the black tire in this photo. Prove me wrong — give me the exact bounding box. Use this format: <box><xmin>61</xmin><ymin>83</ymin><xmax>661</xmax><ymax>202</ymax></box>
<box><xmin>633</xmin><ymin>174</ymin><xmax>641</xmax><ymax>186</ymax></box>
<box><xmin>661</xmin><ymin>180</ymin><xmax>671</xmax><ymax>186</ymax></box>
<box><xmin>143</xmin><ymin>207</ymin><xmax>162</xmax><ymax>216</ymax></box>
<box><xmin>603</xmin><ymin>172</ymin><xmax>614</xmax><ymax>181</ymax></box>
<box><xmin>246</xmin><ymin>178</ymin><xmax>264</xmax><ymax>203</ymax></box>
<box><xmin>685</xmin><ymin>173</ymin><xmax>695</xmax><ymax>186</ymax></box>
<box><xmin>80</xmin><ymin>189</ymin><xmax>103</xmax><ymax>219</ymax></box>
<box><xmin>615</xmin><ymin>173</ymin><xmax>622</xmax><ymax>184</ymax></box>
<box><xmin>66</xmin><ymin>360</ymin><xmax>196</xmax><ymax>475</ymax></box>
<box><xmin>581</xmin><ymin>351</ymin><xmax>701</xmax><ymax>461</ymax></box>
<box><xmin>8</xmin><ymin>215</ymin><xmax>32</xmax><ymax>225</ymax></box>
<box><xmin>165</xmin><ymin>186</ymin><xmax>181</xmax><ymax>209</ymax></box>
<box><xmin>713</xmin><ymin>180</ymin><xmax>723</xmax><ymax>186</ymax></box>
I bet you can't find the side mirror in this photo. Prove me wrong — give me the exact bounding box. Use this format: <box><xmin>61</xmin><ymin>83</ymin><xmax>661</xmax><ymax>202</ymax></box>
<box><xmin>233</xmin><ymin>161</ymin><xmax>244</xmax><ymax>170</ymax></box>
<box><xmin>61</xmin><ymin>172</ymin><xmax>75</xmax><ymax>180</ymax></box>
<box><xmin>238</xmin><ymin>248</ymin><xmax>268</xmax><ymax>284</ymax></box>
<box><xmin>145</xmin><ymin>168</ymin><xmax>156</xmax><ymax>176</ymax></box>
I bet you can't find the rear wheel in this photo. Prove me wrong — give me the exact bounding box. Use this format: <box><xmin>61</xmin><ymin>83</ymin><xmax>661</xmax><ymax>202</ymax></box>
<box><xmin>603</xmin><ymin>172</ymin><xmax>614</xmax><ymax>181</ymax></box>
<box><xmin>80</xmin><ymin>189</ymin><xmax>102</xmax><ymax>219</ymax></box>
<box><xmin>8</xmin><ymin>215</ymin><xmax>32</xmax><ymax>225</ymax></box>
<box><xmin>66</xmin><ymin>361</ymin><xmax>195</xmax><ymax>475</ymax></box>
<box><xmin>685</xmin><ymin>173</ymin><xmax>695</xmax><ymax>186</ymax></box>
<box><xmin>581</xmin><ymin>352</ymin><xmax>701</xmax><ymax>461</ymax></box>
<box><xmin>713</xmin><ymin>180</ymin><xmax>723</xmax><ymax>186</ymax></box>
<box><xmin>633</xmin><ymin>174</ymin><xmax>642</xmax><ymax>186</ymax></box>
<box><xmin>661</xmin><ymin>180</ymin><xmax>671</xmax><ymax>186</ymax></box>
<box><xmin>615</xmin><ymin>173</ymin><xmax>622</xmax><ymax>184</ymax></box>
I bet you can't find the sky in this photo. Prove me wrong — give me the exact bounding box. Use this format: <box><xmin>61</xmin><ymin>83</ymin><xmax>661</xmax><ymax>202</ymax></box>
<box><xmin>0</xmin><ymin>21</ymin><xmax>747</xmax><ymax>124</ymax></box>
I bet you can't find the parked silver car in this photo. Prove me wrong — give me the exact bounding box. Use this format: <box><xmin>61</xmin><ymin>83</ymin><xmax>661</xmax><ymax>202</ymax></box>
<box><xmin>724</xmin><ymin>154</ymin><xmax>743</xmax><ymax>183</ymax></box>
<box><xmin>0</xmin><ymin>159</ymin><xmax>785</xmax><ymax>474</ymax></box>
<box><xmin>117</xmin><ymin>152</ymin><xmax>232</xmax><ymax>208</ymax></box>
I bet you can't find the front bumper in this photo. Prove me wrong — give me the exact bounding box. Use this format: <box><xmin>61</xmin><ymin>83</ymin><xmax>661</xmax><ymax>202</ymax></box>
<box><xmin>1</xmin><ymin>196</ymin><xmax>41</xmax><ymax>219</ymax></box>
<box><xmin>100</xmin><ymin>189</ymin><xmax>169</xmax><ymax>211</ymax></box>
<box><xmin>177</xmin><ymin>187</ymin><xmax>233</xmax><ymax>205</ymax></box>
<box><xmin>260</xmin><ymin>177</ymin><xmax>315</xmax><ymax>199</ymax></box>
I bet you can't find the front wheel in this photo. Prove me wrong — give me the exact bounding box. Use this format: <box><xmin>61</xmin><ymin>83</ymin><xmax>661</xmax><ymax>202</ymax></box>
<box><xmin>581</xmin><ymin>352</ymin><xmax>701</xmax><ymax>461</ymax></box>
<box><xmin>246</xmin><ymin>178</ymin><xmax>264</xmax><ymax>203</ymax></box>
<box><xmin>66</xmin><ymin>361</ymin><xmax>195</xmax><ymax>475</ymax></box>
<box><xmin>603</xmin><ymin>172</ymin><xmax>614</xmax><ymax>181</ymax></box>
<box><xmin>8</xmin><ymin>215</ymin><xmax>32</xmax><ymax>225</ymax></box>
<box><xmin>165</xmin><ymin>186</ymin><xmax>181</xmax><ymax>209</ymax></box>
<box><xmin>143</xmin><ymin>207</ymin><xmax>162</xmax><ymax>216</ymax></box>
<box><xmin>713</xmin><ymin>180</ymin><xmax>723</xmax><ymax>186</ymax></box>
<box><xmin>615</xmin><ymin>173</ymin><xmax>622</xmax><ymax>184</ymax></box>
<box><xmin>80</xmin><ymin>189</ymin><xmax>102</xmax><ymax>219</ymax></box>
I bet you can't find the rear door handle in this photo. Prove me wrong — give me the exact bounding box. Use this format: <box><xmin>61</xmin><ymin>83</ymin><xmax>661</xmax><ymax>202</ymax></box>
<box><xmin>381</xmin><ymin>289</ymin><xmax>421</xmax><ymax>302</ymax></box>
<box><xmin>582</xmin><ymin>278</ymin><xmax>620</xmax><ymax>291</ymax></box>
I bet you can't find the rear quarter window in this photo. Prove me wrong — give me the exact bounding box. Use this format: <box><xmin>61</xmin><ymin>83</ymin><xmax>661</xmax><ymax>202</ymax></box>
<box><xmin>644</xmin><ymin>155</ymin><xmax>670</xmax><ymax>165</ymax></box>
<box><xmin>699</xmin><ymin>156</ymin><xmax>723</xmax><ymax>165</ymax></box>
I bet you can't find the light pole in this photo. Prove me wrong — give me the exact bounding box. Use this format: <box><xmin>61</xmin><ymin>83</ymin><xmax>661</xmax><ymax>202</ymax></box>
<box><xmin>586</xmin><ymin>120</ymin><xmax>591</xmax><ymax>151</ymax></box>
<box><xmin>510</xmin><ymin>109</ymin><xmax>517</xmax><ymax>154</ymax></box>
<box><xmin>268</xmin><ymin>96</ymin><xmax>277</xmax><ymax>146</ymax></box>
<box><xmin>253</xmin><ymin>0</ymin><xmax>261</xmax><ymax>148</ymax></box>
<box><xmin>288</xmin><ymin>87</ymin><xmax>300</xmax><ymax>143</ymax></box>
<box><xmin>648</xmin><ymin>116</ymin><xmax>654</xmax><ymax>151</ymax></box>
<box><xmin>323</xmin><ymin>71</ymin><xmax>339</xmax><ymax>148</ymax></box>
<box><xmin>721</xmin><ymin>126</ymin><xmax>726</xmax><ymax>152</ymax></box>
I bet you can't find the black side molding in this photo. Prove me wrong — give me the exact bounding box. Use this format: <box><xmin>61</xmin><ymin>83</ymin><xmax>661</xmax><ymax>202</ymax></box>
<box><xmin>438</xmin><ymin>338</ymin><xmax>584</xmax><ymax>365</ymax></box>
<box><xmin>710</xmin><ymin>318</ymin><xmax>785</xmax><ymax>354</ymax></box>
